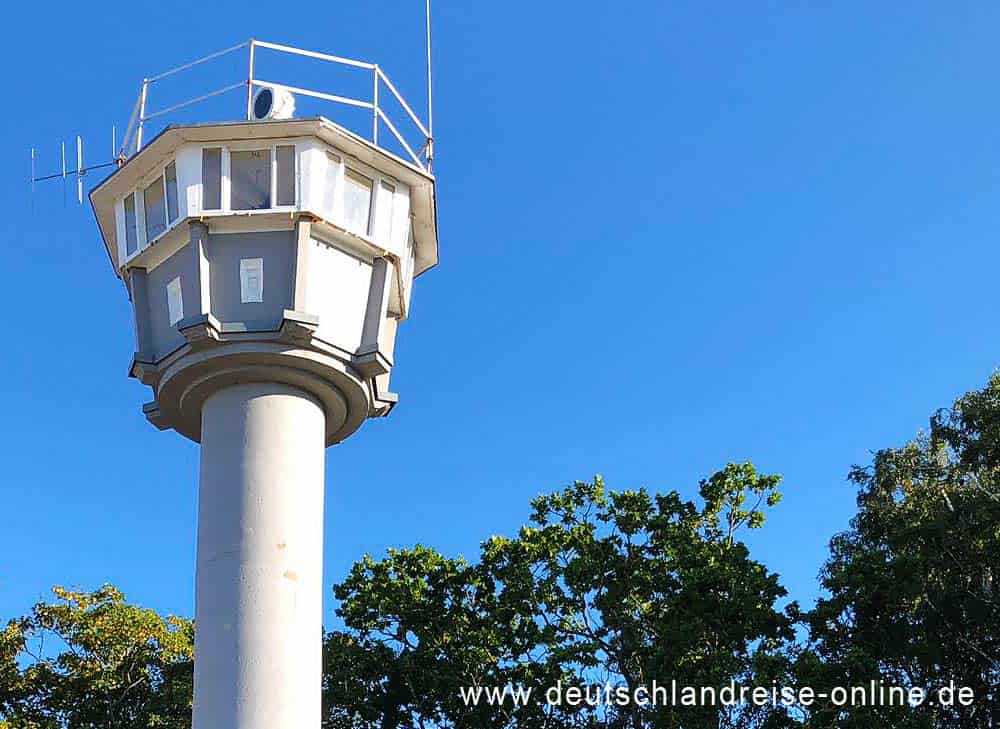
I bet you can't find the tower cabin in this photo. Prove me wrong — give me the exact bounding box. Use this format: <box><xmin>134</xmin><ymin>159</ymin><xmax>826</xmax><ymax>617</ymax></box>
<box><xmin>89</xmin><ymin>116</ymin><xmax>439</xmax><ymax>444</ymax></box>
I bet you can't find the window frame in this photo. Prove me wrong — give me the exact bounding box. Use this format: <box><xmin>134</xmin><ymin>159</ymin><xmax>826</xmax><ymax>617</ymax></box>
<box><xmin>322</xmin><ymin>151</ymin><xmax>344</xmax><ymax>221</ymax></box>
<box><xmin>202</xmin><ymin>147</ymin><xmax>224</xmax><ymax>212</ymax></box>
<box><xmin>200</xmin><ymin>141</ymin><xmax>300</xmax><ymax>215</ymax></box>
<box><xmin>274</xmin><ymin>144</ymin><xmax>297</xmax><ymax>208</ymax></box>
<box><xmin>342</xmin><ymin>166</ymin><xmax>376</xmax><ymax>237</ymax></box>
<box><xmin>119</xmin><ymin>157</ymin><xmax>185</xmax><ymax>264</ymax></box>
<box><xmin>332</xmin><ymin>153</ymin><xmax>399</xmax><ymax>245</ymax></box>
<box><xmin>114</xmin><ymin>140</ymin><xmax>403</xmax><ymax>267</ymax></box>
<box><xmin>142</xmin><ymin>173</ymin><xmax>168</xmax><ymax>243</ymax></box>
<box><xmin>122</xmin><ymin>192</ymin><xmax>139</xmax><ymax>257</ymax></box>
<box><xmin>229</xmin><ymin>147</ymin><xmax>273</xmax><ymax>212</ymax></box>
<box><xmin>372</xmin><ymin>178</ymin><xmax>396</xmax><ymax>243</ymax></box>
<box><xmin>164</xmin><ymin>161</ymin><xmax>180</xmax><ymax>224</ymax></box>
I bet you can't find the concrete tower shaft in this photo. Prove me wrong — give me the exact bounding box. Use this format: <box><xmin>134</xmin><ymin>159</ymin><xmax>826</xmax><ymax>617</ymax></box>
<box><xmin>195</xmin><ymin>383</ymin><xmax>325</xmax><ymax>729</ymax></box>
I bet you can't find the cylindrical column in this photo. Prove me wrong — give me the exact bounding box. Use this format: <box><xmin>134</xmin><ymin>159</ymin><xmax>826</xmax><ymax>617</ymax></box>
<box><xmin>193</xmin><ymin>382</ymin><xmax>326</xmax><ymax>729</ymax></box>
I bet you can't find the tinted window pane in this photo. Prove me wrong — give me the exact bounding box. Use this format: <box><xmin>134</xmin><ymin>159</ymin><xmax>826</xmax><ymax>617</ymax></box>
<box><xmin>231</xmin><ymin>149</ymin><xmax>271</xmax><ymax>210</ymax></box>
<box><xmin>165</xmin><ymin>162</ymin><xmax>179</xmax><ymax>222</ymax></box>
<box><xmin>124</xmin><ymin>193</ymin><xmax>138</xmax><ymax>255</ymax></box>
<box><xmin>323</xmin><ymin>152</ymin><xmax>340</xmax><ymax>215</ymax></box>
<box><xmin>276</xmin><ymin>146</ymin><xmax>295</xmax><ymax>206</ymax></box>
<box><xmin>144</xmin><ymin>176</ymin><xmax>167</xmax><ymax>241</ymax></box>
<box><xmin>343</xmin><ymin>169</ymin><xmax>373</xmax><ymax>235</ymax></box>
<box><xmin>374</xmin><ymin>180</ymin><xmax>395</xmax><ymax>242</ymax></box>
<box><xmin>202</xmin><ymin>148</ymin><xmax>222</xmax><ymax>210</ymax></box>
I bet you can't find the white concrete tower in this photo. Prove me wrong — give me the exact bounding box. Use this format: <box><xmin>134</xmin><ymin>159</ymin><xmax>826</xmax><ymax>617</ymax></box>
<box><xmin>89</xmin><ymin>41</ymin><xmax>438</xmax><ymax>729</ymax></box>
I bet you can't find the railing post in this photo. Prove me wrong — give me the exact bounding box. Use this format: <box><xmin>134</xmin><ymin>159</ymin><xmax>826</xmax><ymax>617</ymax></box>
<box><xmin>246</xmin><ymin>39</ymin><xmax>256</xmax><ymax>121</ymax></box>
<box><xmin>372</xmin><ymin>65</ymin><xmax>379</xmax><ymax>144</ymax></box>
<box><xmin>136</xmin><ymin>79</ymin><xmax>149</xmax><ymax>153</ymax></box>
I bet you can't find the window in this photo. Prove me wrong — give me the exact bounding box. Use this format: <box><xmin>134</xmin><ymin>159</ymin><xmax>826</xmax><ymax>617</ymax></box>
<box><xmin>124</xmin><ymin>193</ymin><xmax>138</xmax><ymax>255</ymax></box>
<box><xmin>202</xmin><ymin>148</ymin><xmax>222</xmax><ymax>210</ymax></box>
<box><xmin>374</xmin><ymin>180</ymin><xmax>395</xmax><ymax>242</ymax></box>
<box><xmin>231</xmin><ymin>149</ymin><xmax>271</xmax><ymax>210</ymax></box>
<box><xmin>144</xmin><ymin>176</ymin><xmax>167</xmax><ymax>241</ymax></box>
<box><xmin>276</xmin><ymin>145</ymin><xmax>296</xmax><ymax>206</ymax></box>
<box><xmin>167</xmin><ymin>277</ymin><xmax>184</xmax><ymax>326</ymax></box>
<box><xmin>343</xmin><ymin>168</ymin><xmax>374</xmax><ymax>235</ymax></box>
<box><xmin>240</xmin><ymin>258</ymin><xmax>264</xmax><ymax>303</ymax></box>
<box><xmin>165</xmin><ymin>162</ymin><xmax>179</xmax><ymax>223</ymax></box>
<box><xmin>322</xmin><ymin>152</ymin><xmax>341</xmax><ymax>215</ymax></box>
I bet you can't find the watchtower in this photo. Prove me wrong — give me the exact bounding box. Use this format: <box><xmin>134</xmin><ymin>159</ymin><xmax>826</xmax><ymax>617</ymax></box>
<box><xmin>88</xmin><ymin>39</ymin><xmax>438</xmax><ymax>729</ymax></box>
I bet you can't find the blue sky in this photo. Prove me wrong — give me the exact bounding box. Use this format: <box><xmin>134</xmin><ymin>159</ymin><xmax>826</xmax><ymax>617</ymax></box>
<box><xmin>3</xmin><ymin>1</ymin><xmax>1000</xmax><ymax>627</ymax></box>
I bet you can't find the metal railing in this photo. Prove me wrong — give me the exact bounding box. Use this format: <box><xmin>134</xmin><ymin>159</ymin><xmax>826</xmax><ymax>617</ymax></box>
<box><xmin>118</xmin><ymin>39</ymin><xmax>433</xmax><ymax>173</ymax></box>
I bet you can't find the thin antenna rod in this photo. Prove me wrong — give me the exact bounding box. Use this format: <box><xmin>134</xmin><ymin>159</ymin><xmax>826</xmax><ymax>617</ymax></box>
<box><xmin>30</xmin><ymin>148</ymin><xmax>35</xmax><ymax>212</ymax></box>
<box><xmin>62</xmin><ymin>142</ymin><xmax>67</xmax><ymax>207</ymax></box>
<box><xmin>426</xmin><ymin>0</ymin><xmax>433</xmax><ymax>170</ymax></box>
<box><xmin>76</xmin><ymin>136</ymin><xmax>83</xmax><ymax>204</ymax></box>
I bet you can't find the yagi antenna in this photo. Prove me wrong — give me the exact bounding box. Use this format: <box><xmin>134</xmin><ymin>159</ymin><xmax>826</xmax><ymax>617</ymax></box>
<box><xmin>29</xmin><ymin>129</ymin><xmax>118</xmax><ymax>207</ymax></box>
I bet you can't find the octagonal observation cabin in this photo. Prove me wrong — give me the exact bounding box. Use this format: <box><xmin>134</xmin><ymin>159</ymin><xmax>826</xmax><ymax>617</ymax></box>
<box><xmin>89</xmin><ymin>40</ymin><xmax>438</xmax><ymax>445</ymax></box>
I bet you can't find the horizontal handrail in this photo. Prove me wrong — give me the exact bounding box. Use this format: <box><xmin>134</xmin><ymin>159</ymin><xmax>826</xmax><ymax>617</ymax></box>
<box><xmin>148</xmin><ymin>41</ymin><xmax>249</xmax><ymax>83</ymax></box>
<box><xmin>123</xmin><ymin>39</ymin><xmax>432</xmax><ymax>173</ymax></box>
<box><xmin>253</xmin><ymin>40</ymin><xmax>375</xmax><ymax>71</ymax></box>
<box><xmin>142</xmin><ymin>82</ymin><xmax>246</xmax><ymax>121</ymax></box>
<box><xmin>251</xmin><ymin>80</ymin><xmax>374</xmax><ymax>111</ymax></box>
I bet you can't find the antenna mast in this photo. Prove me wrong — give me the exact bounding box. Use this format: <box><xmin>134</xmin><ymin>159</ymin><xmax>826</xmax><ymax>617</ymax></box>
<box><xmin>426</xmin><ymin>0</ymin><xmax>434</xmax><ymax>171</ymax></box>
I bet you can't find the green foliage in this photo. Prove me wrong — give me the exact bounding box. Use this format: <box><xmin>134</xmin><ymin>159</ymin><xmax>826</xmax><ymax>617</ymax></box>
<box><xmin>325</xmin><ymin>464</ymin><xmax>797</xmax><ymax>729</ymax></box>
<box><xmin>800</xmin><ymin>374</ymin><xmax>1000</xmax><ymax>727</ymax></box>
<box><xmin>0</xmin><ymin>585</ymin><xmax>193</xmax><ymax>729</ymax></box>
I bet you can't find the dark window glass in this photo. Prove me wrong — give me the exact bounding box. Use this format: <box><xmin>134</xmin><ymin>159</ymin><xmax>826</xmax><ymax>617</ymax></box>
<box><xmin>124</xmin><ymin>193</ymin><xmax>138</xmax><ymax>255</ymax></box>
<box><xmin>144</xmin><ymin>176</ymin><xmax>167</xmax><ymax>241</ymax></box>
<box><xmin>276</xmin><ymin>146</ymin><xmax>295</xmax><ymax>206</ymax></box>
<box><xmin>165</xmin><ymin>162</ymin><xmax>179</xmax><ymax>222</ymax></box>
<box><xmin>202</xmin><ymin>148</ymin><xmax>222</xmax><ymax>210</ymax></box>
<box><xmin>231</xmin><ymin>149</ymin><xmax>271</xmax><ymax>210</ymax></box>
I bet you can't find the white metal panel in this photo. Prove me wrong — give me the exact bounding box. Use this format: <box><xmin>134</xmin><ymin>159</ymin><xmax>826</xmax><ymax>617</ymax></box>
<box><xmin>372</xmin><ymin>180</ymin><xmax>395</xmax><ymax>246</ymax></box>
<box><xmin>240</xmin><ymin>258</ymin><xmax>264</xmax><ymax>303</ymax></box>
<box><xmin>297</xmin><ymin>141</ymin><xmax>326</xmax><ymax>215</ymax></box>
<box><xmin>167</xmin><ymin>276</ymin><xmax>184</xmax><ymax>325</ymax></box>
<box><xmin>306</xmin><ymin>239</ymin><xmax>371</xmax><ymax>352</ymax></box>
<box><xmin>176</xmin><ymin>145</ymin><xmax>202</xmax><ymax>218</ymax></box>
<box><xmin>390</xmin><ymin>184</ymin><xmax>411</xmax><ymax>256</ymax></box>
<box><xmin>401</xmin><ymin>223</ymin><xmax>416</xmax><ymax>314</ymax></box>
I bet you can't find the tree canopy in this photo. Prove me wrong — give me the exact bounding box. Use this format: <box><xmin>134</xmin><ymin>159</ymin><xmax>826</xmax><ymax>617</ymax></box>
<box><xmin>0</xmin><ymin>585</ymin><xmax>193</xmax><ymax>729</ymax></box>
<box><xmin>324</xmin><ymin>464</ymin><xmax>797</xmax><ymax>729</ymax></box>
<box><xmin>799</xmin><ymin>374</ymin><xmax>1000</xmax><ymax>728</ymax></box>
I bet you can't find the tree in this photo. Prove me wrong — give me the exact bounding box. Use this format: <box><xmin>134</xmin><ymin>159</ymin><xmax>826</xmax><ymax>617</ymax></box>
<box><xmin>324</xmin><ymin>463</ymin><xmax>798</xmax><ymax>729</ymax></box>
<box><xmin>801</xmin><ymin>374</ymin><xmax>1000</xmax><ymax>728</ymax></box>
<box><xmin>0</xmin><ymin>585</ymin><xmax>193</xmax><ymax>729</ymax></box>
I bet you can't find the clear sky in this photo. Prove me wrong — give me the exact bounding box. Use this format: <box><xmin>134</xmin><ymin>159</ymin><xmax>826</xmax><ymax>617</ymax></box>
<box><xmin>2</xmin><ymin>1</ymin><xmax>1000</xmax><ymax>627</ymax></box>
